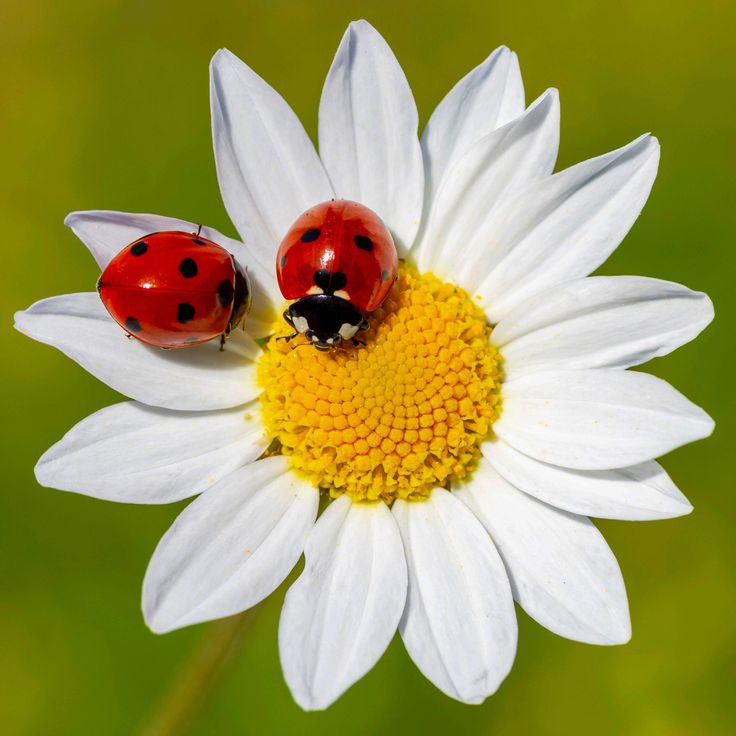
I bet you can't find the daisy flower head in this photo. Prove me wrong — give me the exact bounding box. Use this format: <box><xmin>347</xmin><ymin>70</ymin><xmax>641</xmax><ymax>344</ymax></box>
<box><xmin>15</xmin><ymin>20</ymin><xmax>714</xmax><ymax>710</ymax></box>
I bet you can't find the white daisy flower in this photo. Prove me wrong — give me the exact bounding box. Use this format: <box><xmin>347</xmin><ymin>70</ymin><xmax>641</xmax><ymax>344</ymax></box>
<box><xmin>15</xmin><ymin>20</ymin><xmax>714</xmax><ymax>710</ymax></box>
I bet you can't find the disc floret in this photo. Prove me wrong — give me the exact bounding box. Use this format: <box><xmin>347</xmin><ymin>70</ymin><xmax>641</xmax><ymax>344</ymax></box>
<box><xmin>259</xmin><ymin>267</ymin><xmax>502</xmax><ymax>503</ymax></box>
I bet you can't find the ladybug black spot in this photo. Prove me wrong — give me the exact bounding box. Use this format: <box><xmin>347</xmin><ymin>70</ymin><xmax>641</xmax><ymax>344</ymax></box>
<box><xmin>301</xmin><ymin>228</ymin><xmax>321</xmax><ymax>243</ymax></box>
<box><xmin>313</xmin><ymin>269</ymin><xmax>347</xmax><ymax>295</ymax></box>
<box><xmin>179</xmin><ymin>257</ymin><xmax>198</xmax><ymax>278</ymax></box>
<box><xmin>280</xmin><ymin>254</ymin><xmax>287</xmax><ymax>268</ymax></box>
<box><xmin>131</xmin><ymin>241</ymin><xmax>148</xmax><ymax>256</ymax></box>
<box><xmin>125</xmin><ymin>316</ymin><xmax>142</xmax><ymax>333</ymax></box>
<box><xmin>192</xmin><ymin>238</ymin><xmax>207</xmax><ymax>245</ymax></box>
<box><xmin>381</xmin><ymin>269</ymin><xmax>389</xmax><ymax>282</ymax></box>
<box><xmin>177</xmin><ymin>303</ymin><xmax>196</xmax><ymax>323</ymax></box>
<box><xmin>217</xmin><ymin>279</ymin><xmax>235</xmax><ymax>307</ymax></box>
<box><xmin>354</xmin><ymin>235</ymin><xmax>373</xmax><ymax>251</ymax></box>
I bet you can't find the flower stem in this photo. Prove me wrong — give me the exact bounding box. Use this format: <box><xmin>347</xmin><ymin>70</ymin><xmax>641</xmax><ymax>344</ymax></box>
<box><xmin>141</xmin><ymin>607</ymin><xmax>260</xmax><ymax>736</ymax></box>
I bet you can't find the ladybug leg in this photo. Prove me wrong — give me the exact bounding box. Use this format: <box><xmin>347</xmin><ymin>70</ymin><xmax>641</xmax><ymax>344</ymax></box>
<box><xmin>358</xmin><ymin>318</ymin><xmax>369</xmax><ymax>333</ymax></box>
<box><xmin>277</xmin><ymin>310</ymin><xmax>300</xmax><ymax>341</ymax></box>
<box><xmin>219</xmin><ymin>333</ymin><xmax>226</xmax><ymax>351</ymax></box>
<box><xmin>351</xmin><ymin>337</ymin><xmax>366</xmax><ymax>347</ymax></box>
<box><xmin>276</xmin><ymin>331</ymin><xmax>299</xmax><ymax>343</ymax></box>
<box><xmin>196</xmin><ymin>223</ymin><xmax>203</xmax><ymax>237</ymax></box>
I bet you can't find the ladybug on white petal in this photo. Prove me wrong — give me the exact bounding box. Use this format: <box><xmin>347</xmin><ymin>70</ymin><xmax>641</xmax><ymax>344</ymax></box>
<box><xmin>276</xmin><ymin>200</ymin><xmax>398</xmax><ymax>351</ymax></box>
<box><xmin>97</xmin><ymin>231</ymin><xmax>251</xmax><ymax>349</ymax></box>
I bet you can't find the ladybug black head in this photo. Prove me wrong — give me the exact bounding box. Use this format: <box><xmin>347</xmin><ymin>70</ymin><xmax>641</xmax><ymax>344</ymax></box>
<box><xmin>284</xmin><ymin>295</ymin><xmax>367</xmax><ymax>351</ymax></box>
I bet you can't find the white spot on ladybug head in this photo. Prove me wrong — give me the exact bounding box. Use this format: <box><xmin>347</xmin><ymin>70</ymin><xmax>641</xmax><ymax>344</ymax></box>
<box><xmin>338</xmin><ymin>322</ymin><xmax>360</xmax><ymax>340</ymax></box>
<box><xmin>307</xmin><ymin>285</ymin><xmax>323</xmax><ymax>296</ymax></box>
<box><xmin>334</xmin><ymin>289</ymin><xmax>350</xmax><ymax>301</ymax></box>
<box><xmin>292</xmin><ymin>315</ymin><xmax>309</xmax><ymax>334</ymax></box>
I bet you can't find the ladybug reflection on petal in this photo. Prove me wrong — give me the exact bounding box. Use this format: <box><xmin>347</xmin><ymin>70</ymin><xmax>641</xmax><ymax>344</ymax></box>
<box><xmin>97</xmin><ymin>231</ymin><xmax>252</xmax><ymax>349</ymax></box>
<box><xmin>276</xmin><ymin>200</ymin><xmax>398</xmax><ymax>350</ymax></box>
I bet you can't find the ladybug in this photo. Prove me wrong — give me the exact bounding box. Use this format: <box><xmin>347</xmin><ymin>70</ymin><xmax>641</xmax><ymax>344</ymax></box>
<box><xmin>276</xmin><ymin>200</ymin><xmax>398</xmax><ymax>351</ymax></box>
<box><xmin>97</xmin><ymin>231</ymin><xmax>251</xmax><ymax>349</ymax></box>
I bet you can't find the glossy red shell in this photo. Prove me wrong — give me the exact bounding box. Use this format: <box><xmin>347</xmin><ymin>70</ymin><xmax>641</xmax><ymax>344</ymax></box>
<box><xmin>98</xmin><ymin>231</ymin><xmax>238</xmax><ymax>348</ymax></box>
<box><xmin>276</xmin><ymin>200</ymin><xmax>398</xmax><ymax>313</ymax></box>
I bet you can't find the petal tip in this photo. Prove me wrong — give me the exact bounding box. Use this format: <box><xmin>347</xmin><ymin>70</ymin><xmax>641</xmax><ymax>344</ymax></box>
<box><xmin>531</xmin><ymin>87</ymin><xmax>560</xmax><ymax>114</ymax></box>
<box><xmin>349</xmin><ymin>18</ymin><xmax>376</xmax><ymax>33</ymax></box>
<box><xmin>144</xmin><ymin>618</ymin><xmax>170</xmax><ymax>636</ymax></box>
<box><xmin>33</xmin><ymin>455</ymin><xmax>52</xmax><ymax>488</ymax></box>
<box><xmin>607</xmin><ymin>619</ymin><xmax>632</xmax><ymax>646</ymax></box>
<box><xmin>142</xmin><ymin>596</ymin><xmax>173</xmax><ymax>635</ymax></box>
<box><xmin>291</xmin><ymin>689</ymin><xmax>332</xmax><ymax>712</ymax></box>
<box><xmin>210</xmin><ymin>47</ymin><xmax>241</xmax><ymax>76</ymax></box>
<box><xmin>13</xmin><ymin>308</ymin><xmax>32</xmax><ymax>335</ymax></box>
<box><xmin>63</xmin><ymin>211</ymin><xmax>82</xmax><ymax>229</ymax></box>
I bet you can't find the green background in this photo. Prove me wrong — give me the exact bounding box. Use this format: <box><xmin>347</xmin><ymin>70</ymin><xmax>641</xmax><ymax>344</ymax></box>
<box><xmin>2</xmin><ymin>1</ymin><xmax>734</xmax><ymax>734</ymax></box>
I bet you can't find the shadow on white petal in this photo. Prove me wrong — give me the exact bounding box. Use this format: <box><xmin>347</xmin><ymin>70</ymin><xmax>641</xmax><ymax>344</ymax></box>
<box><xmin>483</xmin><ymin>439</ymin><xmax>692</xmax><ymax>521</ymax></box>
<box><xmin>279</xmin><ymin>497</ymin><xmax>407</xmax><ymax>710</ymax></box>
<box><xmin>210</xmin><ymin>48</ymin><xmax>333</xmax><ymax>262</ymax></box>
<box><xmin>143</xmin><ymin>456</ymin><xmax>318</xmax><ymax>633</ymax></box>
<box><xmin>496</xmin><ymin>369</ymin><xmax>714</xmax><ymax>469</ymax></box>
<box><xmin>494</xmin><ymin>276</ymin><xmax>714</xmax><ymax>376</ymax></box>
<box><xmin>319</xmin><ymin>20</ymin><xmax>423</xmax><ymax>254</ymax></box>
<box><xmin>393</xmin><ymin>488</ymin><xmax>517</xmax><ymax>703</ymax></box>
<box><xmin>420</xmin><ymin>44</ymin><xmax>525</xmax><ymax>215</ymax></box>
<box><xmin>35</xmin><ymin>401</ymin><xmax>267</xmax><ymax>504</ymax></box>
<box><xmin>15</xmin><ymin>293</ymin><xmax>260</xmax><ymax>411</ymax></box>
<box><xmin>475</xmin><ymin>134</ymin><xmax>660</xmax><ymax>322</ymax></box>
<box><xmin>457</xmin><ymin>459</ymin><xmax>631</xmax><ymax>645</ymax></box>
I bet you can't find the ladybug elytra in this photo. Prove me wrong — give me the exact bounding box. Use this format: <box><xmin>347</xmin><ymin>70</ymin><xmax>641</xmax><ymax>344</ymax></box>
<box><xmin>276</xmin><ymin>200</ymin><xmax>398</xmax><ymax>350</ymax></box>
<box><xmin>97</xmin><ymin>231</ymin><xmax>251</xmax><ymax>349</ymax></box>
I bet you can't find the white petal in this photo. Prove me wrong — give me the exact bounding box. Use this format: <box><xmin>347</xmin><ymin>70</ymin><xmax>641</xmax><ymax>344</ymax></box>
<box><xmin>483</xmin><ymin>440</ymin><xmax>692</xmax><ymax>520</ymax></box>
<box><xmin>14</xmin><ymin>293</ymin><xmax>260</xmax><ymax>411</ymax></box>
<box><xmin>279</xmin><ymin>497</ymin><xmax>407</xmax><ymax>710</ymax></box>
<box><xmin>210</xmin><ymin>48</ymin><xmax>333</xmax><ymax>269</ymax></box>
<box><xmin>475</xmin><ymin>135</ymin><xmax>661</xmax><ymax>322</ymax></box>
<box><xmin>65</xmin><ymin>209</ymin><xmax>278</xmax><ymax>338</ymax></box>
<box><xmin>494</xmin><ymin>276</ymin><xmax>714</xmax><ymax>376</ymax></box>
<box><xmin>420</xmin><ymin>46</ymin><xmax>524</xmax><ymax>213</ymax></box>
<box><xmin>496</xmin><ymin>369</ymin><xmax>714</xmax><ymax>470</ymax></box>
<box><xmin>35</xmin><ymin>401</ymin><xmax>267</xmax><ymax>504</ymax></box>
<box><xmin>318</xmin><ymin>20</ymin><xmax>423</xmax><ymax>253</ymax></box>
<box><xmin>393</xmin><ymin>488</ymin><xmax>516</xmax><ymax>704</ymax></box>
<box><xmin>415</xmin><ymin>89</ymin><xmax>559</xmax><ymax>276</ymax></box>
<box><xmin>143</xmin><ymin>456</ymin><xmax>318</xmax><ymax>633</ymax></box>
<box><xmin>456</xmin><ymin>459</ymin><xmax>631</xmax><ymax>644</ymax></box>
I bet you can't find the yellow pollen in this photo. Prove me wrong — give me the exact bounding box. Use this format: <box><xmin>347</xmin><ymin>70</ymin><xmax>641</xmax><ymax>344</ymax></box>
<box><xmin>258</xmin><ymin>266</ymin><xmax>502</xmax><ymax>503</ymax></box>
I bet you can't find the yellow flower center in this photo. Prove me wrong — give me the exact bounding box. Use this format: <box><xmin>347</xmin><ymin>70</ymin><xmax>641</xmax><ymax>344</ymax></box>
<box><xmin>258</xmin><ymin>266</ymin><xmax>502</xmax><ymax>503</ymax></box>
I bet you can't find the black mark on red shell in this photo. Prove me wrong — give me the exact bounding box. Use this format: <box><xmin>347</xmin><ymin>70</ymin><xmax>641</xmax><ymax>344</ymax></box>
<box><xmin>177</xmin><ymin>303</ymin><xmax>195</xmax><ymax>323</ymax></box>
<box><xmin>179</xmin><ymin>258</ymin><xmax>198</xmax><ymax>278</ymax></box>
<box><xmin>354</xmin><ymin>235</ymin><xmax>373</xmax><ymax>251</ymax></box>
<box><xmin>301</xmin><ymin>228</ymin><xmax>321</xmax><ymax>243</ymax></box>
<box><xmin>125</xmin><ymin>316</ymin><xmax>142</xmax><ymax>333</ymax></box>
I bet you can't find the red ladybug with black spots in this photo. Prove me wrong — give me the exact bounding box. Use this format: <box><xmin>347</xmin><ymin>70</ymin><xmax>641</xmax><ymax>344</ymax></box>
<box><xmin>97</xmin><ymin>231</ymin><xmax>251</xmax><ymax>349</ymax></box>
<box><xmin>276</xmin><ymin>200</ymin><xmax>398</xmax><ymax>351</ymax></box>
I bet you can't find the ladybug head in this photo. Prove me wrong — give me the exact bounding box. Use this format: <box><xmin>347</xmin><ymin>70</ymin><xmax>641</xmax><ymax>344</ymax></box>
<box><xmin>284</xmin><ymin>295</ymin><xmax>368</xmax><ymax>351</ymax></box>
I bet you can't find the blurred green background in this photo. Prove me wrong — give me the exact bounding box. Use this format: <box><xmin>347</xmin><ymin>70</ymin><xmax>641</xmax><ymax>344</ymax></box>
<box><xmin>2</xmin><ymin>0</ymin><xmax>734</xmax><ymax>734</ymax></box>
